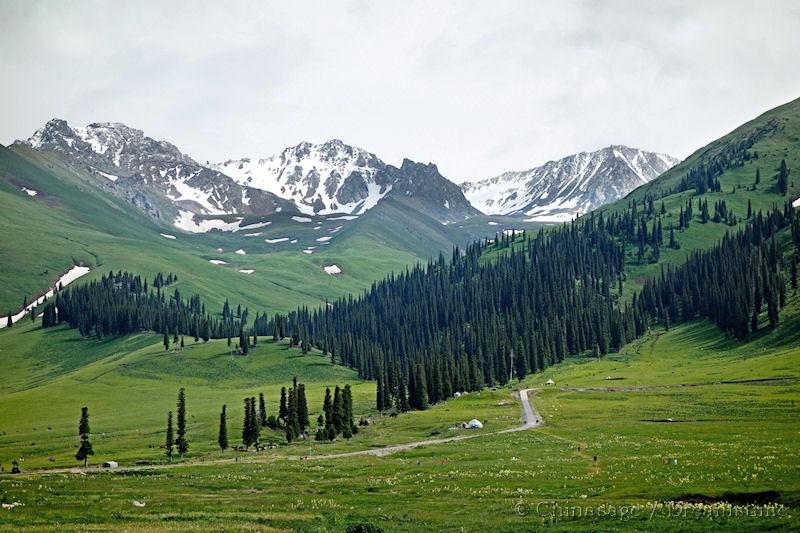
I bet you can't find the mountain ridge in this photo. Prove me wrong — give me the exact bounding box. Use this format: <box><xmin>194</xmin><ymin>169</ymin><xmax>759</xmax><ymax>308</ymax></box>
<box><xmin>462</xmin><ymin>145</ymin><xmax>678</xmax><ymax>221</ymax></box>
<box><xmin>15</xmin><ymin>121</ymin><xmax>479</xmax><ymax>227</ymax></box>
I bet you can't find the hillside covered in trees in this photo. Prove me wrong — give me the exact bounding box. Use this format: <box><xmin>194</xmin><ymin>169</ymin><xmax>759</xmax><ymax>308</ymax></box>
<box><xmin>280</xmin><ymin>202</ymin><xmax>797</xmax><ymax>411</ymax></box>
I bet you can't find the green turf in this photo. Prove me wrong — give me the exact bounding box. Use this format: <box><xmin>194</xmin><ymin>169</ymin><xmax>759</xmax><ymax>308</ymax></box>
<box><xmin>0</xmin><ymin>308</ymin><xmax>797</xmax><ymax>531</ymax></box>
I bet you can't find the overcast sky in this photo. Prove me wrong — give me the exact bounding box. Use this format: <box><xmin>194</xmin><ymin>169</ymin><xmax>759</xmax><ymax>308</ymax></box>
<box><xmin>1</xmin><ymin>1</ymin><xmax>798</xmax><ymax>181</ymax></box>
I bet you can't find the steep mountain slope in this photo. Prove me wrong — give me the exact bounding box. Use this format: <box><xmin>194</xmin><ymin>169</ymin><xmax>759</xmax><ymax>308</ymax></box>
<box><xmin>602</xmin><ymin>97</ymin><xmax>799</xmax><ymax>278</ymax></box>
<box><xmin>0</xmin><ymin>142</ymin><xmax>480</xmax><ymax>318</ymax></box>
<box><xmin>213</xmin><ymin>141</ymin><xmax>480</xmax><ymax>222</ymax></box>
<box><xmin>15</xmin><ymin>119</ymin><xmax>294</xmax><ymax>224</ymax></box>
<box><xmin>462</xmin><ymin>145</ymin><xmax>678</xmax><ymax>221</ymax></box>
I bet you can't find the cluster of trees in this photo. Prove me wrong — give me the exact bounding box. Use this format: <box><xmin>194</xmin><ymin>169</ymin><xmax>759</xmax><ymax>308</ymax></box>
<box><xmin>281</xmin><ymin>221</ymin><xmax>634</xmax><ymax>411</ymax></box>
<box><xmin>41</xmin><ymin>271</ymin><xmax>245</xmax><ymax>341</ymax></box>
<box><xmin>316</xmin><ymin>384</ymin><xmax>356</xmax><ymax>441</ymax></box>
<box><xmin>272</xmin><ymin>201</ymin><xmax>796</xmax><ymax>412</ymax></box>
<box><xmin>671</xmin><ymin>120</ymin><xmax>775</xmax><ymax>196</ymax></box>
<box><xmin>215</xmin><ymin>378</ymin><xmax>312</xmax><ymax>450</ymax></box>
<box><xmin>164</xmin><ymin>388</ymin><xmax>188</xmax><ymax>458</ymax></box>
<box><xmin>638</xmin><ymin>207</ymin><xmax>796</xmax><ymax>339</ymax></box>
<box><xmin>279</xmin><ymin>378</ymin><xmax>310</xmax><ymax>442</ymax></box>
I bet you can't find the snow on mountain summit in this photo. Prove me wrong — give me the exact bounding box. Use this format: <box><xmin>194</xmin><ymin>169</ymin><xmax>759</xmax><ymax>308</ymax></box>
<box><xmin>17</xmin><ymin>119</ymin><xmax>290</xmax><ymax>224</ymax></box>
<box><xmin>211</xmin><ymin>140</ymin><xmax>390</xmax><ymax>215</ymax></box>
<box><xmin>461</xmin><ymin>145</ymin><xmax>678</xmax><ymax>221</ymax></box>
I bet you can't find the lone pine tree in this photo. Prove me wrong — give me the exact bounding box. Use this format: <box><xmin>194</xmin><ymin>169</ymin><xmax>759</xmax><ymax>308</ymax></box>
<box><xmin>258</xmin><ymin>393</ymin><xmax>267</xmax><ymax>427</ymax></box>
<box><xmin>75</xmin><ymin>406</ymin><xmax>94</xmax><ymax>467</ymax></box>
<box><xmin>218</xmin><ymin>405</ymin><xmax>228</xmax><ymax>451</ymax></box>
<box><xmin>176</xmin><ymin>388</ymin><xmax>188</xmax><ymax>456</ymax></box>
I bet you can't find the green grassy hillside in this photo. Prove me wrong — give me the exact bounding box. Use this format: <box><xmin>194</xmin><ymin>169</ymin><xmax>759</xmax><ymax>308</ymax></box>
<box><xmin>0</xmin><ymin>145</ymin><xmax>492</xmax><ymax>318</ymax></box>
<box><xmin>608</xmin><ymin>97</ymin><xmax>800</xmax><ymax>291</ymax></box>
<box><xmin>0</xmin><ymin>297</ymin><xmax>796</xmax><ymax>531</ymax></box>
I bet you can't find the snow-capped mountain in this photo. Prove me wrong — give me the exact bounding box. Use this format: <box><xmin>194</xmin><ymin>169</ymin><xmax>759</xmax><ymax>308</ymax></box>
<box><xmin>462</xmin><ymin>146</ymin><xmax>679</xmax><ymax>221</ymax></box>
<box><xmin>16</xmin><ymin>121</ymin><xmax>478</xmax><ymax>229</ymax></box>
<box><xmin>212</xmin><ymin>140</ymin><xmax>388</xmax><ymax>216</ymax></box>
<box><xmin>213</xmin><ymin>140</ymin><xmax>479</xmax><ymax>222</ymax></box>
<box><xmin>17</xmin><ymin>119</ymin><xmax>292</xmax><ymax>223</ymax></box>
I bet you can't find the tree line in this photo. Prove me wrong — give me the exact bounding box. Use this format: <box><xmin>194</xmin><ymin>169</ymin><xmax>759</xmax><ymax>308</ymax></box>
<box><xmin>274</xmin><ymin>203</ymin><xmax>797</xmax><ymax>412</ymax></box>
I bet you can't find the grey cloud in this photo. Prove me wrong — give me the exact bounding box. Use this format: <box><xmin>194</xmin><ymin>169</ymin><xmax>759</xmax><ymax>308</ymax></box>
<box><xmin>1</xmin><ymin>0</ymin><xmax>798</xmax><ymax>182</ymax></box>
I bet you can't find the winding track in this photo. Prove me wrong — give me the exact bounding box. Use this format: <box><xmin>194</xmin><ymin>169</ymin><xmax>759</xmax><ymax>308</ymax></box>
<box><xmin>8</xmin><ymin>388</ymin><xmax>542</xmax><ymax>476</ymax></box>
<box><xmin>13</xmin><ymin>377</ymin><xmax>790</xmax><ymax>476</ymax></box>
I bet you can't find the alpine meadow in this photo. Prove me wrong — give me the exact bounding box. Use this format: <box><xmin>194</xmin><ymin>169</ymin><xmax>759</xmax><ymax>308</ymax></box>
<box><xmin>1</xmin><ymin>2</ymin><xmax>799</xmax><ymax>532</ymax></box>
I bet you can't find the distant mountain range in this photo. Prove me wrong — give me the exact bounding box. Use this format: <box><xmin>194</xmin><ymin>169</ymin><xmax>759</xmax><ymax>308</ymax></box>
<box><xmin>16</xmin><ymin>120</ymin><xmax>479</xmax><ymax>228</ymax></box>
<box><xmin>461</xmin><ymin>146</ymin><xmax>678</xmax><ymax>222</ymax></box>
<box><xmin>15</xmin><ymin>120</ymin><xmax>677</xmax><ymax>230</ymax></box>
<box><xmin>211</xmin><ymin>140</ymin><xmax>478</xmax><ymax>222</ymax></box>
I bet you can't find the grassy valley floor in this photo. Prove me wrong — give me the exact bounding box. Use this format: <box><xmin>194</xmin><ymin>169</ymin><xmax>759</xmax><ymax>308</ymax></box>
<box><xmin>0</xmin><ymin>308</ymin><xmax>798</xmax><ymax>531</ymax></box>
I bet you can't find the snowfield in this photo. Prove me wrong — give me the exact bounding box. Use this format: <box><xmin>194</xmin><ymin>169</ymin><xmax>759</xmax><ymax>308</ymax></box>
<box><xmin>21</xmin><ymin>187</ymin><xmax>38</xmax><ymax>196</ymax></box>
<box><xmin>209</xmin><ymin>259</ymin><xmax>227</xmax><ymax>265</ymax></box>
<box><xmin>323</xmin><ymin>264</ymin><xmax>342</xmax><ymax>275</ymax></box>
<box><xmin>160</xmin><ymin>233</ymin><xmax>177</xmax><ymax>239</ymax></box>
<box><xmin>265</xmin><ymin>237</ymin><xmax>290</xmax><ymax>244</ymax></box>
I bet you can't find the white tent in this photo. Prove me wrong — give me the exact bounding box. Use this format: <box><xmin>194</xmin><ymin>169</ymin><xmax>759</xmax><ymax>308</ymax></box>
<box><xmin>453</xmin><ymin>392</ymin><xmax>462</xmax><ymax>398</ymax></box>
<box><xmin>103</xmin><ymin>461</ymin><xmax>119</xmax><ymax>468</ymax></box>
<box><xmin>546</xmin><ymin>379</ymin><xmax>555</xmax><ymax>385</ymax></box>
<box><xmin>468</xmin><ymin>419</ymin><xmax>483</xmax><ymax>429</ymax></box>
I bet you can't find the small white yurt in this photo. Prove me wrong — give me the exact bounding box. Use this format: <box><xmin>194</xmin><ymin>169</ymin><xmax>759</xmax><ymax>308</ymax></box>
<box><xmin>468</xmin><ymin>419</ymin><xmax>483</xmax><ymax>429</ymax></box>
<box><xmin>546</xmin><ymin>379</ymin><xmax>555</xmax><ymax>386</ymax></box>
<box><xmin>103</xmin><ymin>461</ymin><xmax>119</xmax><ymax>468</ymax></box>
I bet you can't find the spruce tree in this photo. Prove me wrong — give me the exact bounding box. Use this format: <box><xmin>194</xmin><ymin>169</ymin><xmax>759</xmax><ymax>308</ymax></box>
<box><xmin>279</xmin><ymin>387</ymin><xmax>288</xmax><ymax>421</ymax></box>
<box><xmin>75</xmin><ymin>406</ymin><xmax>94</xmax><ymax>467</ymax></box>
<box><xmin>323</xmin><ymin>387</ymin><xmax>333</xmax><ymax>431</ymax></box>
<box><xmin>343</xmin><ymin>384</ymin><xmax>355</xmax><ymax>437</ymax></box>
<box><xmin>249</xmin><ymin>396</ymin><xmax>260</xmax><ymax>446</ymax></box>
<box><xmin>332</xmin><ymin>386</ymin><xmax>344</xmax><ymax>434</ymax></box>
<box><xmin>163</xmin><ymin>332</ymin><xmax>169</xmax><ymax>351</ymax></box>
<box><xmin>176</xmin><ymin>388</ymin><xmax>188</xmax><ymax>456</ymax></box>
<box><xmin>297</xmin><ymin>384</ymin><xmax>309</xmax><ymax>430</ymax></box>
<box><xmin>258</xmin><ymin>393</ymin><xmax>267</xmax><ymax>427</ymax></box>
<box><xmin>242</xmin><ymin>398</ymin><xmax>252</xmax><ymax>447</ymax></box>
<box><xmin>218</xmin><ymin>405</ymin><xmax>228</xmax><ymax>451</ymax></box>
<box><xmin>376</xmin><ymin>374</ymin><xmax>384</xmax><ymax>411</ymax></box>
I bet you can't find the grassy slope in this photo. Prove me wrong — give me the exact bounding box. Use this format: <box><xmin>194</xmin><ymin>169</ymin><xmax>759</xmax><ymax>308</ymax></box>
<box><xmin>0</xmin><ymin>321</ymin><xmax>520</xmax><ymax>471</ymax></box>
<box><xmin>0</xmin><ymin>145</ymin><xmax>481</xmax><ymax>317</ymax></box>
<box><xmin>609</xmin><ymin>97</ymin><xmax>800</xmax><ymax>294</ymax></box>
<box><xmin>0</xmin><ymin>306</ymin><xmax>796</xmax><ymax>531</ymax></box>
